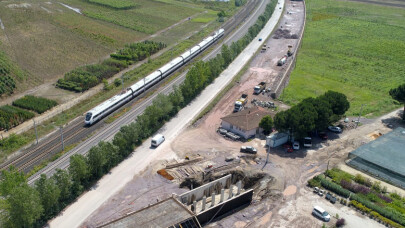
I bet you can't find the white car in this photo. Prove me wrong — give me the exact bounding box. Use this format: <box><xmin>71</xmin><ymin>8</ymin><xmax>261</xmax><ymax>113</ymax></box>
<box><xmin>328</xmin><ymin>126</ymin><xmax>342</xmax><ymax>133</ymax></box>
<box><xmin>312</xmin><ymin>205</ymin><xmax>330</xmax><ymax>222</ymax></box>
<box><xmin>293</xmin><ymin>141</ymin><xmax>300</xmax><ymax>150</ymax></box>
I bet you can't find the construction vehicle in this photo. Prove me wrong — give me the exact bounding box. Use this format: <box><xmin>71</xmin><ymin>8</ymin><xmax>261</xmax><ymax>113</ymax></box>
<box><xmin>261</xmin><ymin>44</ymin><xmax>267</xmax><ymax>53</ymax></box>
<box><xmin>287</xmin><ymin>45</ymin><xmax>293</xmax><ymax>56</ymax></box>
<box><xmin>234</xmin><ymin>94</ymin><xmax>248</xmax><ymax>112</ymax></box>
<box><xmin>254</xmin><ymin>82</ymin><xmax>266</xmax><ymax>94</ymax></box>
<box><xmin>277</xmin><ymin>55</ymin><xmax>287</xmax><ymax>66</ymax></box>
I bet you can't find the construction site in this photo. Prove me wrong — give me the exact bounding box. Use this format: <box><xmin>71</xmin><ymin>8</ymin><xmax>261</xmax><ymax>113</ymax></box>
<box><xmin>80</xmin><ymin>0</ymin><xmax>405</xmax><ymax>227</ymax></box>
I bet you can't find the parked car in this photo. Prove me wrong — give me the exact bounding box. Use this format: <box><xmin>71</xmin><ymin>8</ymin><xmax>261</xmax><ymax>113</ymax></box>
<box><xmin>313</xmin><ymin>187</ymin><xmax>319</xmax><ymax>193</ymax></box>
<box><xmin>318</xmin><ymin>189</ymin><xmax>324</xmax><ymax>196</ymax></box>
<box><xmin>312</xmin><ymin>206</ymin><xmax>331</xmax><ymax>222</ymax></box>
<box><xmin>325</xmin><ymin>192</ymin><xmax>337</xmax><ymax>204</ymax></box>
<box><xmin>319</xmin><ymin>132</ymin><xmax>328</xmax><ymax>140</ymax></box>
<box><xmin>328</xmin><ymin>126</ymin><xmax>342</xmax><ymax>133</ymax></box>
<box><xmin>259</xmin><ymin>38</ymin><xmax>263</xmax><ymax>41</ymax></box>
<box><xmin>240</xmin><ymin>146</ymin><xmax>257</xmax><ymax>154</ymax></box>
<box><xmin>287</xmin><ymin>147</ymin><xmax>293</xmax><ymax>153</ymax></box>
<box><xmin>293</xmin><ymin>141</ymin><xmax>300</xmax><ymax>150</ymax></box>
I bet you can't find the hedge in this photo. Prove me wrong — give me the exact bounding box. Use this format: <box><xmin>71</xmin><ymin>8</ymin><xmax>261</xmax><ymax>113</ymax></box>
<box><xmin>13</xmin><ymin>96</ymin><xmax>58</xmax><ymax>114</ymax></box>
<box><xmin>319</xmin><ymin>176</ymin><xmax>351</xmax><ymax>198</ymax></box>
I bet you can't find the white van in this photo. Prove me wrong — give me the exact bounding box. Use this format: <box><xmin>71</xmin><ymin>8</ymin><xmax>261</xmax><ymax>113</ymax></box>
<box><xmin>151</xmin><ymin>134</ymin><xmax>165</xmax><ymax>147</ymax></box>
<box><xmin>312</xmin><ymin>205</ymin><xmax>330</xmax><ymax>222</ymax></box>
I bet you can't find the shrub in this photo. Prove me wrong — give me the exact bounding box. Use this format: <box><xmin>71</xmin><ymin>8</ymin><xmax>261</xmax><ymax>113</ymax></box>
<box><xmin>0</xmin><ymin>105</ymin><xmax>35</xmax><ymax>130</ymax></box>
<box><xmin>308</xmin><ymin>177</ymin><xmax>321</xmax><ymax>188</ymax></box>
<box><xmin>319</xmin><ymin>176</ymin><xmax>350</xmax><ymax>198</ymax></box>
<box><xmin>336</xmin><ymin>218</ymin><xmax>345</xmax><ymax>227</ymax></box>
<box><xmin>0</xmin><ymin>75</ymin><xmax>16</xmax><ymax>96</ymax></box>
<box><xmin>114</xmin><ymin>78</ymin><xmax>122</xmax><ymax>87</ymax></box>
<box><xmin>12</xmin><ymin>95</ymin><xmax>58</xmax><ymax>114</ymax></box>
<box><xmin>372</xmin><ymin>181</ymin><xmax>382</xmax><ymax>193</ymax></box>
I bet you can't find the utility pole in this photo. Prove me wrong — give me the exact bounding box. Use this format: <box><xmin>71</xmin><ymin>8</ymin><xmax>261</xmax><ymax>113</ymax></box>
<box><xmin>355</xmin><ymin>104</ymin><xmax>365</xmax><ymax>129</ymax></box>
<box><xmin>60</xmin><ymin>126</ymin><xmax>64</xmax><ymax>151</ymax></box>
<box><xmin>33</xmin><ymin>119</ymin><xmax>38</xmax><ymax>145</ymax></box>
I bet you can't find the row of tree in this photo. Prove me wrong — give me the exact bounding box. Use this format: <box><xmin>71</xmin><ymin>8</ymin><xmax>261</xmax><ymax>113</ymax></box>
<box><xmin>56</xmin><ymin>41</ymin><xmax>166</xmax><ymax>92</ymax></box>
<box><xmin>0</xmin><ymin>1</ymin><xmax>280</xmax><ymax>226</ymax></box>
<box><xmin>274</xmin><ymin>91</ymin><xmax>350</xmax><ymax>139</ymax></box>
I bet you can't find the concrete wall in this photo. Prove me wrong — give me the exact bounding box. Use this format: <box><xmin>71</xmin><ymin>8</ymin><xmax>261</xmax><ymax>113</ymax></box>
<box><xmin>178</xmin><ymin>174</ymin><xmax>232</xmax><ymax>205</ymax></box>
<box><xmin>196</xmin><ymin>189</ymin><xmax>253</xmax><ymax>225</ymax></box>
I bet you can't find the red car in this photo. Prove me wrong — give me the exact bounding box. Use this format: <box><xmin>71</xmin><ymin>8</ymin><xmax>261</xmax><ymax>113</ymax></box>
<box><xmin>287</xmin><ymin>148</ymin><xmax>294</xmax><ymax>153</ymax></box>
<box><xmin>283</xmin><ymin>143</ymin><xmax>292</xmax><ymax>149</ymax></box>
<box><xmin>319</xmin><ymin>132</ymin><xmax>328</xmax><ymax>140</ymax></box>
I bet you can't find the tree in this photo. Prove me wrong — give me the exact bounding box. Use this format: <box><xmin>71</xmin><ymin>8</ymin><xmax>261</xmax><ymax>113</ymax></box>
<box><xmin>52</xmin><ymin>169</ymin><xmax>72</xmax><ymax>204</ymax></box>
<box><xmin>321</xmin><ymin>91</ymin><xmax>350</xmax><ymax>116</ymax></box>
<box><xmin>389</xmin><ymin>83</ymin><xmax>405</xmax><ymax>120</ymax></box>
<box><xmin>0</xmin><ymin>166</ymin><xmax>26</xmax><ymax>197</ymax></box>
<box><xmin>274</xmin><ymin>110</ymin><xmax>289</xmax><ymax>133</ymax></box>
<box><xmin>221</xmin><ymin>45</ymin><xmax>232</xmax><ymax>67</ymax></box>
<box><xmin>68</xmin><ymin>154</ymin><xmax>89</xmax><ymax>194</ymax></box>
<box><xmin>2</xmin><ymin>184</ymin><xmax>43</xmax><ymax>228</ymax></box>
<box><xmin>259</xmin><ymin>115</ymin><xmax>273</xmax><ymax>134</ymax></box>
<box><xmin>35</xmin><ymin>174</ymin><xmax>61</xmax><ymax>217</ymax></box>
<box><xmin>87</xmin><ymin>143</ymin><xmax>108</xmax><ymax>179</ymax></box>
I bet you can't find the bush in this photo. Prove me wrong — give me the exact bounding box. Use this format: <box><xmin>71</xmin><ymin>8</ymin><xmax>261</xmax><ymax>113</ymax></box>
<box><xmin>319</xmin><ymin>176</ymin><xmax>350</xmax><ymax>198</ymax></box>
<box><xmin>12</xmin><ymin>95</ymin><xmax>58</xmax><ymax>114</ymax></box>
<box><xmin>336</xmin><ymin>218</ymin><xmax>345</xmax><ymax>227</ymax></box>
<box><xmin>0</xmin><ymin>75</ymin><xmax>16</xmax><ymax>96</ymax></box>
<box><xmin>0</xmin><ymin>105</ymin><xmax>35</xmax><ymax>130</ymax></box>
<box><xmin>114</xmin><ymin>78</ymin><xmax>122</xmax><ymax>87</ymax></box>
<box><xmin>308</xmin><ymin>177</ymin><xmax>321</xmax><ymax>188</ymax></box>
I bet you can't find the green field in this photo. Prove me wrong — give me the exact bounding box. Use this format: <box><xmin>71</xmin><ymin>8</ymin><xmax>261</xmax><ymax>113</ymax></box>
<box><xmin>281</xmin><ymin>0</ymin><xmax>405</xmax><ymax>117</ymax></box>
<box><xmin>0</xmin><ymin>0</ymin><xmax>219</xmax><ymax>98</ymax></box>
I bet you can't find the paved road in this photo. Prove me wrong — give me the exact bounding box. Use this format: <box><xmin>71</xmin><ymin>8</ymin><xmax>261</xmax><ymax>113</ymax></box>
<box><xmin>48</xmin><ymin>1</ymin><xmax>285</xmax><ymax>227</ymax></box>
<box><xmin>28</xmin><ymin>0</ymin><xmax>271</xmax><ymax>184</ymax></box>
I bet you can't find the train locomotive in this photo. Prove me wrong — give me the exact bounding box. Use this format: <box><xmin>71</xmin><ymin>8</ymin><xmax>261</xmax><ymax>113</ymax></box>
<box><xmin>85</xmin><ymin>28</ymin><xmax>225</xmax><ymax>125</ymax></box>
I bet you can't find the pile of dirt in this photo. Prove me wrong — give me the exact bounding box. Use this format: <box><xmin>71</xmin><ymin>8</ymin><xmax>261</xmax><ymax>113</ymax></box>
<box><xmin>273</xmin><ymin>29</ymin><xmax>298</xmax><ymax>39</ymax></box>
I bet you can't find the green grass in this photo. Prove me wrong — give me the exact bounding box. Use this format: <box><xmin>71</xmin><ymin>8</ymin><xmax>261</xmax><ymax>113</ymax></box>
<box><xmin>76</xmin><ymin>0</ymin><xmax>203</xmax><ymax>34</ymax></box>
<box><xmin>281</xmin><ymin>0</ymin><xmax>405</xmax><ymax>117</ymax></box>
<box><xmin>88</xmin><ymin>0</ymin><xmax>137</xmax><ymax>9</ymax></box>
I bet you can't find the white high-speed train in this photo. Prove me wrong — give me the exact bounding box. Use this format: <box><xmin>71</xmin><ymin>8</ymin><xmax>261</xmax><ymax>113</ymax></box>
<box><xmin>85</xmin><ymin>28</ymin><xmax>225</xmax><ymax>125</ymax></box>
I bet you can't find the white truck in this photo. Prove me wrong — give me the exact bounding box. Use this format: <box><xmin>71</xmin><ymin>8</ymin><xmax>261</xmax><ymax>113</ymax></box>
<box><xmin>234</xmin><ymin>94</ymin><xmax>248</xmax><ymax>112</ymax></box>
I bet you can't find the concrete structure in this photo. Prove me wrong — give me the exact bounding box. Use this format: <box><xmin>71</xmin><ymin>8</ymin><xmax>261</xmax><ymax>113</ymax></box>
<box><xmin>220</xmin><ymin>107</ymin><xmax>271</xmax><ymax>139</ymax></box>
<box><xmin>98</xmin><ymin>197</ymin><xmax>200</xmax><ymax>228</ymax></box>
<box><xmin>347</xmin><ymin>127</ymin><xmax>405</xmax><ymax>188</ymax></box>
<box><xmin>266</xmin><ymin>132</ymin><xmax>291</xmax><ymax>148</ymax></box>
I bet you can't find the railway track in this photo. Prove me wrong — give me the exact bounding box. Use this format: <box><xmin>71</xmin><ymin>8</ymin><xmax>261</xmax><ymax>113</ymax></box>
<box><xmin>1</xmin><ymin>0</ymin><xmax>264</xmax><ymax>175</ymax></box>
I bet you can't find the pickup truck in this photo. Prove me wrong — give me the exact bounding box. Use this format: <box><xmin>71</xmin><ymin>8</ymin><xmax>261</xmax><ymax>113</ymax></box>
<box><xmin>234</xmin><ymin>94</ymin><xmax>248</xmax><ymax>112</ymax></box>
<box><xmin>254</xmin><ymin>82</ymin><xmax>266</xmax><ymax>94</ymax></box>
<box><xmin>240</xmin><ymin>146</ymin><xmax>257</xmax><ymax>154</ymax></box>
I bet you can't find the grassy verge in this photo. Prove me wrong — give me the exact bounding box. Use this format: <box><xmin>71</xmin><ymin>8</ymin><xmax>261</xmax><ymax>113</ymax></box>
<box><xmin>280</xmin><ymin>0</ymin><xmax>405</xmax><ymax>117</ymax></box>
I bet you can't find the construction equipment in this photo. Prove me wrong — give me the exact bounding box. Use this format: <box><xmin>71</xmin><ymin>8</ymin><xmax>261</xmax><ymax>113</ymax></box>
<box><xmin>234</xmin><ymin>94</ymin><xmax>248</xmax><ymax>112</ymax></box>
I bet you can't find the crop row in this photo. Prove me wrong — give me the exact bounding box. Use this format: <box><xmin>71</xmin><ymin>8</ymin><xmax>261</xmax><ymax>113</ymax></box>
<box><xmin>0</xmin><ymin>105</ymin><xmax>35</xmax><ymax>131</ymax></box>
<box><xmin>12</xmin><ymin>96</ymin><xmax>58</xmax><ymax>114</ymax></box>
<box><xmin>56</xmin><ymin>41</ymin><xmax>166</xmax><ymax>92</ymax></box>
<box><xmin>0</xmin><ymin>76</ymin><xmax>16</xmax><ymax>96</ymax></box>
<box><xmin>87</xmin><ymin>0</ymin><xmax>138</xmax><ymax>10</ymax></box>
